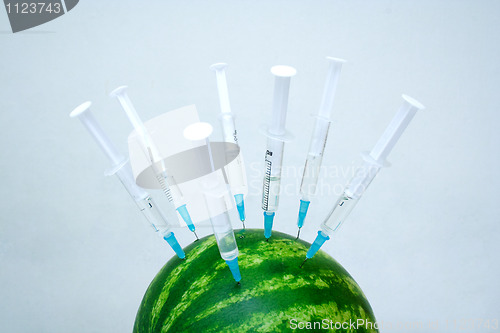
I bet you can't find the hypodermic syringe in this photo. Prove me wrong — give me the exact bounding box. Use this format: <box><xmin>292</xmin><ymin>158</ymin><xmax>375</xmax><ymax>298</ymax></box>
<box><xmin>302</xmin><ymin>95</ymin><xmax>425</xmax><ymax>265</ymax></box>
<box><xmin>184</xmin><ymin>122</ymin><xmax>242</xmax><ymax>283</ymax></box>
<box><xmin>261</xmin><ymin>65</ymin><xmax>297</xmax><ymax>240</ymax></box>
<box><xmin>110</xmin><ymin>86</ymin><xmax>199</xmax><ymax>240</ymax></box>
<box><xmin>70</xmin><ymin>101</ymin><xmax>185</xmax><ymax>259</ymax></box>
<box><xmin>210</xmin><ymin>63</ymin><xmax>247</xmax><ymax>228</ymax></box>
<box><xmin>296</xmin><ymin>57</ymin><xmax>345</xmax><ymax>239</ymax></box>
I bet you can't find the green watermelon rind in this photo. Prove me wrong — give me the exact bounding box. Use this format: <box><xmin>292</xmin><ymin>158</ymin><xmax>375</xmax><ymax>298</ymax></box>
<box><xmin>134</xmin><ymin>229</ymin><xmax>378</xmax><ymax>333</ymax></box>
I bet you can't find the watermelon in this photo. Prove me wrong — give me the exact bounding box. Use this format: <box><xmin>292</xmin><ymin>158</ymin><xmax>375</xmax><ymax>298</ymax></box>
<box><xmin>134</xmin><ymin>229</ymin><xmax>378</xmax><ymax>332</ymax></box>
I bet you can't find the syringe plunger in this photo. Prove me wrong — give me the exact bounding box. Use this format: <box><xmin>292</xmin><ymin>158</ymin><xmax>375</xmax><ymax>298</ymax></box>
<box><xmin>318</xmin><ymin>57</ymin><xmax>346</xmax><ymax>119</ymax></box>
<box><xmin>269</xmin><ymin>66</ymin><xmax>297</xmax><ymax>136</ymax></box>
<box><xmin>369</xmin><ymin>95</ymin><xmax>425</xmax><ymax>163</ymax></box>
<box><xmin>110</xmin><ymin>86</ymin><xmax>146</xmax><ymax>137</ymax></box>
<box><xmin>70</xmin><ymin>102</ymin><xmax>124</xmax><ymax>166</ymax></box>
<box><xmin>70</xmin><ymin>102</ymin><xmax>145</xmax><ymax>200</ymax></box>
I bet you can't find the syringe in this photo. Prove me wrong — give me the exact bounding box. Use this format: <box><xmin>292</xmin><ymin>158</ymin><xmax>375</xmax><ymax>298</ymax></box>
<box><xmin>262</xmin><ymin>65</ymin><xmax>297</xmax><ymax>240</ymax></box>
<box><xmin>184</xmin><ymin>122</ymin><xmax>242</xmax><ymax>283</ymax></box>
<box><xmin>210</xmin><ymin>63</ymin><xmax>247</xmax><ymax>228</ymax></box>
<box><xmin>70</xmin><ymin>101</ymin><xmax>185</xmax><ymax>259</ymax></box>
<box><xmin>301</xmin><ymin>95</ymin><xmax>425</xmax><ymax>265</ymax></box>
<box><xmin>296</xmin><ymin>57</ymin><xmax>345</xmax><ymax>239</ymax></box>
<box><xmin>110</xmin><ymin>86</ymin><xmax>199</xmax><ymax>240</ymax></box>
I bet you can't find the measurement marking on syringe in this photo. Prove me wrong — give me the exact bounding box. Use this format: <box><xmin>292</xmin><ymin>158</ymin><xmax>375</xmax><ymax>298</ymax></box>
<box><xmin>262</xmin><ymin>154</ymin><xmax>272</xmax><ymax>210</ymax></box>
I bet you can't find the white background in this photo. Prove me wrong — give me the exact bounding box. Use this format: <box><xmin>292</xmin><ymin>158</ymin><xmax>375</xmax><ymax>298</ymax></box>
<box><xmin>1</xmin><ymin>1</ymin><xmax>499</xmax><ymax>332</ymax></box>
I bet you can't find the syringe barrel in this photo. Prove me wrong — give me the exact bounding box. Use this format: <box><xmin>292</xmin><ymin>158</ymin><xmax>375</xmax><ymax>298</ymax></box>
<box><xmin>134</xmin><ymin>195</ymin><xmax>174</xmax><ymax>236</ymax></box>
<box><xmin>269</xmin><ymin>66</ymin><xmax>296</xmax><ymax>136</ymax></box>
<box><xmin>369</xmin><ymin>95</ymin><xmax>425</xmax><ymax>163</ymax></box>
<box><xmin>299</xmin><ymin>153</ymin><xmax>323</xmax><ymax>201</ymax></box>
<box><xmin>344</xmin><ymin>161</ymin><xmax>381</xmax><ymax>200</ymax></box>
<box><xmin>266</xmin><ymin>138</ymin><xmax>285</xmax><ymax>178</ymax></box>
<box><xmin>262</xmin><ymin>138</ymin><xmax>285</xmax><ymax>212</ymax></box>
<box><xmin>220</xmin><ymin>114</ymin><xmax>238</xmax><ymax>145</ymax></box>
<box><xmin>309</xmin><ymin>117</ymin><xmax>331</xmax><ymax>156</ymax></box>
<box><xmin>154</xmin><ymin>169</ymin><xmax>185</xmax><ymax>205</ymax></box>
<box><xmin>203</xmin><ymin>186</ymin><xmax>239</xmax><ymax>261</ymax></box>
<box><xmin>113</xmin><ymin>164</ymin><xmax>181</xmax><ymax>231</ymax></box>
<box><xmin>70</xmin><ymin>102</ymin><xmax>124</xmax><ymax>166</ymax></box>
<box><xmin>225</xmin><ymin>155</ymin><xmax>247</xmax><ymax>194</ymax></box>
<box><xmin>318</xmin><ymin>57</ymin><xmax>345</xmax><ymax>119</ymax></box>
<box><xmin>113</xmin><ymin>161</ymin><xmax>149</xmax><ymax>201</ymax></box>
<box><xmin>300</xmin><ymin>118</ymin><xmax>331</xmax><ymax>199</ymax></box>
<box><xmin>211</xmin><ymin>213</ymin><xmax>239</xmax><ymax>261</ymax></box>
<box><xmin>321</xmin><ymin>161</ymin><xmax>381</xmax><ymax>236</ymax></box>
<box><xmin>321</xmin><ymin>194</ymin><xmax>359</xmax><ymax>237</ymax></box>
<box><xmin>219</xmin><ymin>114</ymin><xmax>247</xmax><ymax>194</ymax></box>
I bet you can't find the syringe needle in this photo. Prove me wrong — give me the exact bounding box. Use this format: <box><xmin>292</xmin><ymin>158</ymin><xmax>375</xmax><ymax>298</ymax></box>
<box><xmin>299</xmin><ymin>258</ymin><xmax>307</xmax><ymax>269</ymax></box>
<box><xmin>242</xmin><ymin>220</ymin><xmax>246</xmax><ymax>229</ymax></box>
<box><xmin>193</xmin><ymin>230</ymin><xmax>199</xmax><ymax>241</ymax></box>
<box><xmin>296</xmin><ymin>228</ymin><xmax>301</xmax><ymax>240</ymax></box>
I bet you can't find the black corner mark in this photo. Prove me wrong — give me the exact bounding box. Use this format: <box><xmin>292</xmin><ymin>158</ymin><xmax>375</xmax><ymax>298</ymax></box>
<box><xmin>3</xmin><ymin>0</ymin><xmax>79</xmax><ymax>33</ymax></box>
<box><xmin>64</xmin><ymin>0</ymin><xmax>77</xmax><ymax>11</ymax></box>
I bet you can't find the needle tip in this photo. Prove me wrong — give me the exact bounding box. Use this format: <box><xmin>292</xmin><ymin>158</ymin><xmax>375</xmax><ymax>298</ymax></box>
<box><xmin>296</xmin><ymin>228</ymin><xmax>301</xmax><ymax>240</ymax></box>
<box><xmin>299</xmin><ymin>258</ymin><xmax>307</xmax><ymax>269</ymax></box>
<box><xmin>193</xmin><ymin>231</ymin><xmax>199</xmax><ymax>241</ymax></box>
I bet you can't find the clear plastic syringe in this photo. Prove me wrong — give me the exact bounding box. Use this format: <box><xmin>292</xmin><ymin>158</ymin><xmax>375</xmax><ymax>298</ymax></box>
<box><xmin>210</xmin><ymin>63</ymin><xmax>247</xmax><ymax>227</ymax></box>
<box><xmin>110</xmin><ymin>86</ymin><xmax>199</xmax><ymax>240</ymax></box>
<box><xmin>296</xmin><ymin>57</ymin><xmax>345</xmax><ymax>239</ymax></box>
<box><xmin>184</xmin><ymin>122</ymin><xmax>242</xmax><ymax>283</ymax></box>
<box><xmin>70</xmin><ymin>101</ymin><xmax>185</xmax><ymax>259</ymax></box>
<box><xmin>262</xmin><ymin>66</ymin><xmax>297</xmax><ymax>240</ymax></box>
<box><xmin>301</xmin><ymin>95</ymin><xmax>425</xmax><ymax>265</ymax></box>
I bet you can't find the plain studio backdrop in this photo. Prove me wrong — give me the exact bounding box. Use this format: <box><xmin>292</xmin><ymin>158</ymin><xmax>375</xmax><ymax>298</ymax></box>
<box><xmin>1</xmin><ymin>1</ymin><xmax>498</xmax><ymax>332</ymax></box>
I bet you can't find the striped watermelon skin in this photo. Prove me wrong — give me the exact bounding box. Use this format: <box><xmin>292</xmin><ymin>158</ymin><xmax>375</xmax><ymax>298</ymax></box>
<box><xmin>134</xmin><ymin>229</ymin><xmax>378</xmax><ymax>333</ymax></box>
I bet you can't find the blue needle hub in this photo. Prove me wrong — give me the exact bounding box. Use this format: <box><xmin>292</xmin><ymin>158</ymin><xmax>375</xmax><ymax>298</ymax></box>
<box><xmin>234</xmin><ymin>194</ymin><xmax>246</xmax><ymax>222</ymax></box>
<box><xmin>306</xmin><ymin>231</ymin><xmax>330</xmax><ymax>259</ymax></box>
<box><xmin>297</xmin><ymin>199</ymin><xmax>310</xmax><ymax>229</ymax></box>
<box><xmin>177</xmin><ymin>204</ymin><xmax>195</xmax><ymax>232</ymax></box>
<box><xmin>163</xmin><ymin>232</ymin><xmax>185</xmax><ymax>259</ymax></box>
<box><xmin>225</xmin><ymin>257</ymin><xmax>242</xmax><ymax>282</ymax></box>
<box><xmin>264</xmin><ymin>212</ymin><xmax>275</xmax><ymax>239</ymax></box>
